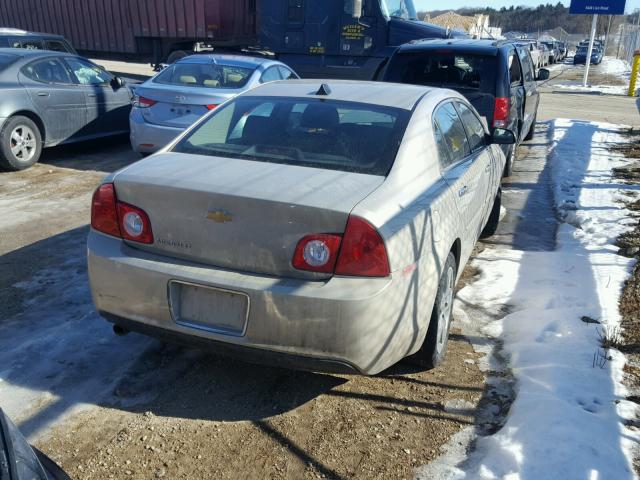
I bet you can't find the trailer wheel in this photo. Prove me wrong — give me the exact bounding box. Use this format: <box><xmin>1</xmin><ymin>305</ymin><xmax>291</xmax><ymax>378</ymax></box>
<box><xmin>167</xmin><ymin>50</ymin><xmax>189</xmax><ymax>64</ymax></box>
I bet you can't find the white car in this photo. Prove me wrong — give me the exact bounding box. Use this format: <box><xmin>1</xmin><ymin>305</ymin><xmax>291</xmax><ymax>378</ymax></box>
<box><xmin>88</xmin><ymin>80</ymin><xmax>514</xmax><ymax>375</ymax></box>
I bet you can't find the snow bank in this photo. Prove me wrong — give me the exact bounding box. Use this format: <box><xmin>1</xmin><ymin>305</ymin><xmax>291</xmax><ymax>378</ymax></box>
<box><xmin>418</xmin><ymin>119</ymin><xmax>639</xmax><ymax>479</ymax></box>
<box><xmin>600</xmin><ymin>57</ymin><xmax>632</xmax><ymax>77</ymax></box>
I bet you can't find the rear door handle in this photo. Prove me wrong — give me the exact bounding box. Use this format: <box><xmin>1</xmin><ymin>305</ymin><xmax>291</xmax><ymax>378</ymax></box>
<box><xmin>458</xmin><ymin>186</ymin><xmax>469</xmax><ymax>197</ymax></box>
<box><xmin>37</xmin><ymin>92</ymin><xmax>49</xmax><ymax>97</ymax></box>
<box><xmin>88</xmin><ymin>93</ymin><xmax>97</xmax><ymax>98</ymax></box>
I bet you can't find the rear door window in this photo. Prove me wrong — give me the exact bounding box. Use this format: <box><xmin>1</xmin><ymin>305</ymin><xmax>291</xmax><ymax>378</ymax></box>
<box><xmin>433</xmin><ymin>121</ymin><xmax>453</xmax><ymax>169</ymax></box>
<box><xmin>508</xmin><ymin>52</ymin><xmax>522</xmax><ymax>86</ymax></box>
<box><xmin>22</xmin><ymin>58</ymin><xmax>73</xmax><ymax>84</ymax></box>
<box><xmin>433</xmin><ymin>102</ymin><xmax>471</xmax><ymax>164</ymax></box>
<box><xmin>518</xmin><ymin>48</ymin><xmax>534</xmax><ymax>82</ymax></box>
<box><xmin>385</xmin><ymin>51</ymin><xmax>497</xmax><ymax>92</ymax></box>
<box><xmin>65</xmin><ymin>57</ymin><xmax>112</xmax><ymax>85</ymax></box>
<box><xmin>46</xmin><ymin>40</ymin><xmax>72</xmax><ymax>53</ymax></box>
<box><xmin>260</xmin><ymin>66</ymin><xmax>282</xmax><ymax>83</ymax></box>
<box><xmin>174</xmin><ymin>96</ymin><xmax>411</xmax><ymax>175</ymax></box>
<box><xmin>455</xmin><ymin>102</ymin><xmax>486</xmax><ymax>153</ymax></box>
<box><xmin>278</xmin><ymin>66</ymin><xmax>298</xmax><ymax>80</ymax></box>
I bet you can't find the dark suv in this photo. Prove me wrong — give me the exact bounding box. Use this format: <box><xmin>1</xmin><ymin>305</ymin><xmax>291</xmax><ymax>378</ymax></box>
<box><xmin>382</xmin><ymin>39</ymin><xmax>549</xmax><ymax>176</ymax></box>
<box><xmin>0</xmin><ymin>28</ymin><xmax>76</xmax><ymax>54</ymax></box>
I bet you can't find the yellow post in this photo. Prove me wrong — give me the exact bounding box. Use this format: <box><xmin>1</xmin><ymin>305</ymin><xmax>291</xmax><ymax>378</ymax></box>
<box><xmin>628</xmin><ymin>50</ymin><xmax>640</xmax><ymax>97</ymax></box>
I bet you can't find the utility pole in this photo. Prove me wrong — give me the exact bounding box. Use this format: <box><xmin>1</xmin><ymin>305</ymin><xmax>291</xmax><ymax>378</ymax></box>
<box><xmin>604</xmin><ymin>15</ymin><xmax>613</xmax><ymax>55</ymax></box>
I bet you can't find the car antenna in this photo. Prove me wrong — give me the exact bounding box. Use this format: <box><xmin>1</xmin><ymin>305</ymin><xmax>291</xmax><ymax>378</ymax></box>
<box><xmin>316</xmin><ymin>84</ymin><xmax>331</xmax><ymax>96</ymax></box>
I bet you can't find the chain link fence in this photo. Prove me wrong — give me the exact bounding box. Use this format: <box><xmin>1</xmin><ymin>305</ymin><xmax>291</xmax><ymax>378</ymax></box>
<box><xmin>616</xmin><ymin>23</ymin><xmax>640</xmax><ymax>64</ymax></box>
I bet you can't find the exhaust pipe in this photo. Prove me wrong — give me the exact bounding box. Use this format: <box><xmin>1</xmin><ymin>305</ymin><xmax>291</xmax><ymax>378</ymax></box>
<box><xmin>113</xmin><ymin>324</ymin><xmax>129</xmax><ymax>336</ymax></box>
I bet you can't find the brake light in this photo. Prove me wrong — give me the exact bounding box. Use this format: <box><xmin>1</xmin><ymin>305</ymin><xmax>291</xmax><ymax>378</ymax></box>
<box><xmin>335</xmin><ymin>216</ymin><xmax>390</xmax><ymax>277</ymax></box>
<box><xmin>91</xmin><ymin>184</ymin><xmax>120</xmax><ymax>238</ymax></box>
<box><xmin>90</xmin><ymin>183</ymin><xmax>154</xmax><ymax>244</ymax></box>
<box><xmin>134</xmin><ymin>95</ymin><xmax>157</xmax><ymax>108</ymax></box>
<box><xmin>292</xmin><ymin>234</ymin><xmax>342</xmax><ymax>273</ymax></box>
<box><xmin>493</xmin><ymin>97</ymin><xmax>510</xmax><ymax>128</ymax></box>
<box><xmin>206</xmin><ymin>104</ymin><xmax>219</xmax><ymax>111</ymax></box>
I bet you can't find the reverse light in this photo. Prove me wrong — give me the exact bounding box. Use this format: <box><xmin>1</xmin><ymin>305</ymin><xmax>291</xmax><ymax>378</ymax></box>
<box><xmin>91</xmin><ymin>183</ymin><xmax>154</xmax><ymax>244</ymax></box>
<box><xmin>292</xmin><ymin>234</ymin><xmax>342</xmax><ymax>273</ymax></box>
<box><xmin>493</xmin><ymin>97</ymin><xmax>510</xmax><ymax>128</ymax></box>
<box><xmin>335</xmin><ymin>216</ymin><xmax>390</xmax><ymax>277</ymax></box>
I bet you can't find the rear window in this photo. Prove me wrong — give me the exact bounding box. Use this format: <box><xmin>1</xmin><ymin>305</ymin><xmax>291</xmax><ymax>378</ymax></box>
<box><xmin>173</xmin><ymin>96</ymin><xmax>411</xmax><ymax>175</ymax></box>
<box><xmin>385</xmin><ymin>51</ymin><xmax>497</xmax><ymax>92</ymax></box>
<box><xmin>154</xmin><ymin>62</ymin><xmax>255</xmax><ymax>89</ymax></box>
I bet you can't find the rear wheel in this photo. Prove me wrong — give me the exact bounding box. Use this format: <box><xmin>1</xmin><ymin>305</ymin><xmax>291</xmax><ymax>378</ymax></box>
<box><xmin>481</xmin><ymin>188</ymin><xmax>502</xmax><ymax>239</ymax></box>
<box><xmin>503</xmin><ymin>143</ymin><xmax>516</xmax><ymax>178</ymax></box>
<box><xmin>0</xmin><ymin>116</ymin><xmax>42</xmax><ymax>171</ymax></box>
<box><xmin>409</xmin><ymin>252</ymin><xmax>457</xmax><ymax>369</ymax></box>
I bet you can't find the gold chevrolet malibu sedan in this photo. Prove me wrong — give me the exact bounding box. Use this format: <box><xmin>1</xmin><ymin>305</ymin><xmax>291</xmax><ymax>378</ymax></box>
<box><xmin>88</xmin><ymin>80</ymin><xmax>513</xmax><ymax>375</ymax></box>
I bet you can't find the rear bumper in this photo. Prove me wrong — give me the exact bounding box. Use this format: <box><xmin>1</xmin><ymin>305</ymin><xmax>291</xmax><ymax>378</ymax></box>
<box><xmin>129</xmin><ymin>108</ymin><xmax>183</xmax><ymax>153</ymax></box>
<box><xmin>88</xmin><ymin>232</ymin><xmax>430</xmax><ymax>375</ymax></box>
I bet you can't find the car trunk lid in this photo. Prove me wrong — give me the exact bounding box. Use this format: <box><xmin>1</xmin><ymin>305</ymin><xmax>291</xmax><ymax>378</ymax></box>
<box><xmin>113</xmin><ymin>153</ymin><xmax>385</xmax><ymax>280</ymax></box>
<box><xmin>136</xmin><ymin>83</ymin><xmax>236</xmax><ymax>129</ymax></box>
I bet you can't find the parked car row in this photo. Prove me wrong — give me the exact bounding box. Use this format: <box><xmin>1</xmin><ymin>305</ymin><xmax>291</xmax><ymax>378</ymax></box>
<box><xmin>574</xmin><ymin>39</ymin><xmax>604</xmax><ymax>65</ymax></box>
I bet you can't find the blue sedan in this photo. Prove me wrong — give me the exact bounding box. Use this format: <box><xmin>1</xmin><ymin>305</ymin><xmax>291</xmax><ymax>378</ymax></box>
<box><xmin>574</xmin><ymin>46</ymin><xmax>603</xmax><ymax>65</ymax></box>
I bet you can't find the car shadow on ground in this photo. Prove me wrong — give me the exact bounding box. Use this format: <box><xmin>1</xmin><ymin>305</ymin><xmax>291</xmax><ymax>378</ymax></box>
<box><xmin>38</xmin><ymin>134</ymin><xmax>140</xmax><ymax>173</ymax></box>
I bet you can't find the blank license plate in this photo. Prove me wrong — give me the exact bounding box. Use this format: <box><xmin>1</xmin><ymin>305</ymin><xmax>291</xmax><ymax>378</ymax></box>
<box><xmin>169</xmin><ymin>281</ymin><xmax>249</xmax><ymax>336</ymax></box>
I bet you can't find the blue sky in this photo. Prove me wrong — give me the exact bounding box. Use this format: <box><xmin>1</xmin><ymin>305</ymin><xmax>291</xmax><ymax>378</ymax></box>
<box><xmin>414</xmin><ymin>0</ymin><xmax>640</xmax><ymax>12</ymax></box>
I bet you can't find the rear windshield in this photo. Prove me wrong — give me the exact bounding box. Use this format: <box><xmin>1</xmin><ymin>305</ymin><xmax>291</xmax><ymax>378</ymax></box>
<box><xmin>385</xmin><ymin>52</ymin><xmax>497</xmax><ymax>92</ymax></box>
<box><xmin>154</xmin><ymin>62</ymin><xmax>254</xmax><ymax>89</ymax></box>
<box><xmin>0</xmin><ymin>53</ymin><xmax>16</xmax><ymax>71</ymax></box>
<box><xmin>173</xmin><ymin>96</ymin><xmax>411</xmax><ymax>175</ymax></box>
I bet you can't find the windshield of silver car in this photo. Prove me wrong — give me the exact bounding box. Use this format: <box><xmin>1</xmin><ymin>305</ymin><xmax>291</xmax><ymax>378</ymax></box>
<box><xmin>154</xmin><ymin>63</ymin><xmax>255</xmax><ymax>89</ymax></box>
<box><xmin>173</xmin><ymin>96</ymin><xmax>411</xmax><ymax>175</ymax></box>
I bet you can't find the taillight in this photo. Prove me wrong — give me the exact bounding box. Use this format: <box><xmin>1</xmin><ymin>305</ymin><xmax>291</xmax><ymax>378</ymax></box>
<box><xmin>206</xmin><ymin>104</ymin><xmax>218</xmax><ymax>111</ymax></box>
<box><xmin>335</xmin><ymin>216</ymin><xmax>390</xmax><ymax>277</ymax></box>
<box><xmin>91</xmin><ymin>183</ymin><xmax>153</xmax><ymax>244</ymax></box>
<box><xmin>91</xmin><ymin>184</ymin><xmax>120</xmax><ymax>238</ymax></box>
<box><xmin>134</xmin><ymin>95</ymin><xmax>157</xmax><ymax>108</ymax></box>
<box><xmin>493</xmin><ymin>97</ymin><xmax>510</xmax><ymax>128</ymax></box>
<box><xmin>292</xmin><ymin>234</ymin><xmax>342</xmax><ymax>273</ymax></box>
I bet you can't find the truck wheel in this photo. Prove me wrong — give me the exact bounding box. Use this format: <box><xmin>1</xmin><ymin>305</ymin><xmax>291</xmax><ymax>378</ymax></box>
<box><xmin>481</xmin><ymin>188</ymin><xmax>502</xmax><ymax>239</ymax></box>
<box><xmin>524</xmin><ymin>113</ymin><xmax>537</xmax><ymax>141</ymax></box>
<box><xmin>167</xmin><ymin>50</ymin><xmax>189</xmax><ymax>64</ymax></box>
<box><xmin>0</xmin><ymin>116</ymin><xmax>42</xmax><ymax>171</ymax></box>
<box><xmin>408</xmin><ymin>252</ymin><xmax>457</xmax><ymax>370</ymax></box>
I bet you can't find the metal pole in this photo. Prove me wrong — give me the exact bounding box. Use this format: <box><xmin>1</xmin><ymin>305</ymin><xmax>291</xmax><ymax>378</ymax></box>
<box><xmin>617</xmin><ymin>22</ymin><xmax>624</xmax><ymax>59</ymax></box>
<box><xmin>583</xmin><ymin>14</ymin><xmax>598</xmax><ymax>87</ymax></box>
<box><xmin>604</xmin><ymin>15</ymin><xmax>613</xmax><ymax>54</ymax></box>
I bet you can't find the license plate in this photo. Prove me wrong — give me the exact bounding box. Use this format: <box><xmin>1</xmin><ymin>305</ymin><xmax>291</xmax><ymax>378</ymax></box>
<box><xmin>169</xmin><ymin>281</ymin><xmax>249</xmax><ymax>336</ymax></box>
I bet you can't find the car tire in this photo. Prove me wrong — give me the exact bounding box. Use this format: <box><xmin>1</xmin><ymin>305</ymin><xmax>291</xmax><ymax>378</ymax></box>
<box><xmin>408</xmin><ymin>252</ymin><xmax>457</xmax><ymax>370</ymax></box>
<box><xmin>0</xmin><ymin>115</ymin><xmax>42</xmax><ymax>171</ymax></box>
<box><xmin>503</xmin><ymin>143</ymin><xmax>515</xmax><ymax>178</ymax></box>
<box><xmin>167</xmin><ymin>50</ymin><xmax>189</xmax><ymax>64</ymax></box>
<box><xmin>481</xmin><ymin>188</ymin><xmax>502</xmax><ymax>239</ymax></box>
<box><xmin>524</xmin><ymin>113</ymin><xmax>537</xmax><ymax>141</ymax></box>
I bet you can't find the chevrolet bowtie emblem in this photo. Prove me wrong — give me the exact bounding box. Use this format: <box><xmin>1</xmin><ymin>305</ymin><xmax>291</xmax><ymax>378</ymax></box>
<box><xmin>207</xmin><ymin>210</ymin><xmax>233</xmax><ymax>223</ymax></box>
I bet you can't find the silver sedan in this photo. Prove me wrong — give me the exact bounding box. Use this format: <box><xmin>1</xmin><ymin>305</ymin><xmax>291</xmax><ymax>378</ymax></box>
<box><xmin>89</xmin><ymin>80</ymin><xmax>513</xmax><ymax>375</ymax></box>
<box><xmin>129</xmin><ymin>54</ymin><xmax>299</xmax><ymax>154</ymax></box>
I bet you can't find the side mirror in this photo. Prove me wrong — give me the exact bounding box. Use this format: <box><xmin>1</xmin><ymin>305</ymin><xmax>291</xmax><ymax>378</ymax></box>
<box><xmin>352</xmin><ymin>0</ymin><xmax>363</xmax><ymax>19</ymax></box>
<box><xmin>536</xmin><ymin>68</ymin><xmax>550</xmax><ymax>81</ymax></box>
<box><xmin>489</xmin><ymin>128</ymin><xmax>517</xmax><ymax>145</ymax></box>
<box><xmin>111</xmin><ymin>76</ymin><xmax>125</xmax><ymax>89</ymax></box>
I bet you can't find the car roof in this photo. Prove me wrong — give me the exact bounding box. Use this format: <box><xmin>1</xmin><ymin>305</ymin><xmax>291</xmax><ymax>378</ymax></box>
<box><xmin>397</xmin><ymin>38</ymin><xmax>515</xmax><ymax>56</ymax></box>
<box><xmin>242</xmin><ymin>79</ymin><xmax>440</xmax><ymax>111</ymax></box>
<box><xmin>0</xmin><ymin>47</ymin><xmax>75</xmax><ymax>59</ymax></box>
<box><xmin>0</xmin><ymin>28</ymin><xmax>65</xmax><ymax>40</ymax></box>
<box><xmin>176</xmin><ymin>54</ymin><xmax>275</xmax><ymax>69</ymax></box>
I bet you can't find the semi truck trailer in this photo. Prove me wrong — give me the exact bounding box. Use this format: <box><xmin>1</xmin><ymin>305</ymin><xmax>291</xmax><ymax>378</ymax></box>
<box><xmin>0</xmin><ymin>0</ymin><xmax>457</xmax><ymax>79</ymax></box>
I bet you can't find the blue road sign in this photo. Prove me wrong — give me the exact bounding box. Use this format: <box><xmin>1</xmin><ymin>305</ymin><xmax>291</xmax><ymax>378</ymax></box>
<box><xmin>570</xmin><ymin>0</ymin><xmax>626</xmax><ymax>15</ymax></box>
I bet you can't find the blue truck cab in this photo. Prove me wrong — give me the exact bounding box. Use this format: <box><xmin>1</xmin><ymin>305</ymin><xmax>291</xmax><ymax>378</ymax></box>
<box><xmin>259</xmin><ymin>0</ymin><xmax>459</xmax><ymax>80</ymax></box>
